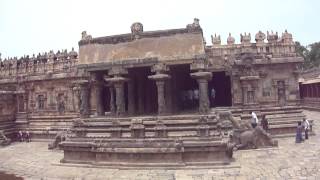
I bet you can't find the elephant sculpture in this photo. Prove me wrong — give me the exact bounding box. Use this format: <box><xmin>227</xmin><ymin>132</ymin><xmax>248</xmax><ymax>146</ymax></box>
<box><xmin>230</xmin><ymin>126</ymin><xmax>278</xmax><ymax>150</ymax></box>
<box><xmin>48</xmin><ymin>130</ymin><xmax>70</xmax><ymax>150</ymax></box>
<box><xmin>0</xmin><ymin>130</ymin><xmax>11</xmax><ymax>146</ymax></box>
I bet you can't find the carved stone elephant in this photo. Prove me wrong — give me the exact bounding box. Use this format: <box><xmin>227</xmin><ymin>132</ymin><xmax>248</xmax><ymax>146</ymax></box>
<box><xmin>48</xmin><ymin>131</ymin><xmax>69</xmax><ymax>150</ymax></box>
<box><xmin>231</xmin><ymin>126</ymin><xmax>277</xmax><ymax>150</ymax></box>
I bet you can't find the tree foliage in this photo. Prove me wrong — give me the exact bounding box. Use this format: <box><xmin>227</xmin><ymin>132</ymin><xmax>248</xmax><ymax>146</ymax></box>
<box><xmin>295</xmin><ymin>41</ymin><xmax>320</xmax><ymax>69</ymax></box>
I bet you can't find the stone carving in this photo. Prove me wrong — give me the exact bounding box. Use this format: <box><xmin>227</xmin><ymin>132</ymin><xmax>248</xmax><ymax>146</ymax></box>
<box><xmin>197</xmin><ymin>116</ymin><xmax>210</xmax><ymax>137</ymax></box>
<box><xmin>230</xmin><ymin>126</ymin><xmax>278</xmax><ymax>150</ymax></box>
<box><xmin>227</xmin><ymin>33</ymin><xmax>235</xmax><ymax>45</ymax></box>
<box><xmin>114</xmin><ymin>81</ymin><xmax>126</xmax><ymax>116</ymax></box>
<box><xmin>131</xmin><ymin>22</ymin><xmax>143</xmax><ymax>35</ymax></box>
<box><xmin>267</xmin><ymin>31</ymin><xmax>278</xmax><ymax>43</ymax></box>
<box><xmin>281</xmin><ymin>30</ymin><xmax>293</xmax><ymax>43</ymax></box>
<box><xmin>0</xmin><ymin>130</ymin><xmax>11</xmax><ymax>146</ymax></box>
<box><xmin>240</xmin><ymin>32</ymin><xmax>251</xmax><ymax>44</ymax></box>
<box><xmin>37</xmin><ymin>94</ymin><xmax>46</xmax><ymax>110</ymax></box>
<box><xmin>48</xmin><ymin>130</ymin><xmax>70</xmax><ymax>149</ymax></box>
<box><xmin>73</xmin><ymin>118</ymin><xmax>87</xmax><ymax>137</ymax></box>
<box><xmin>277</xmin><ymin>81</ymin><xmax>286</xmax><ymax>106</ymax></box>
<box><xmin>81</xmin><ymin>31</ymin><xmax>92</xmax><ymax>41</ymax></box>
<box><xmin>110</xmin><ymin>119</ymin><xmax>122</xmax><ymax>138</ymax></box>
<box><xmin>255</xmin><ymin>31</ymin><xmax>266</xmax><ymax>43</ymax></box>
<box><xmin>191</xmin><ymin>72</ymin><xmax>212</xmax><ymax>114</ymax></box>
<box><xmin>57</xmin><ymin>93</ymin><xmax>66</xmax><ymax>114</ymax></box>
<box><xmin>154</xmin><ymin>119</ymin><xmax>167</xmax><ymax>138</ymax></box>
<box><xmin>211</xmin><ymin>34</ymin><xmax>221</xmax><ymax>46</ymax></box>
<box><xmin>186</xmin><ymin>18</ymin><xmax>201</xmax><ymax>32</ymax></box>
<box><xmin>130</xmin><ymin>118</ymin><xmax>145</xmax><ymax>138</ymax></box>
<box><xmin>151</xmin><ymin>63</ymin><xmax>169</xmax><ymax>74</ymax></box>
<box><xmin>79</xmin><ymin>81</ymin><xmax>90</xmax><ymax>118</ymax></box>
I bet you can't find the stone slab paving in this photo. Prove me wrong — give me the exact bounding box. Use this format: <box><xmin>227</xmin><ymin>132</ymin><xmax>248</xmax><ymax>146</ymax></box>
<box><xmin>0</xmin><ymin>110</ymin><xmax>320</xmax><ymax>180</ymax></box>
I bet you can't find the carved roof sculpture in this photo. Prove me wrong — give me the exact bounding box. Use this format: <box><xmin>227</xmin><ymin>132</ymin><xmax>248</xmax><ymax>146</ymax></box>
<box><xmin>267</xmin><ymin>31</ymin><xmax>278</xmax><ymax>43</ymax></box>
<box><xmin>186</xmin><ymin>18</ymin><xmax>202</xmax><ymax>33</ymax></box>
<box><xmin>211</xmin><ymin>33</ymin><xmax>221</xmax><ymax>46</ymax></box>
<box><xmin>240</xmin><ymin>32</ymin><xmax>251</xmax><ymax>44</ymax></box>
<box><xmin>131</xmin><ymin>22</ymin><xmax>143</xmax><ymax>35</ymax></box>
<box><xmin>255</xmin><ymin>31</ymin><xmax>266</xmax><ymax>43</ymax></box>
<box><xmin>281</xmin><ymin>30</ymin><xmax>293</xmax><ymax>44</ymax></box>
<box><xmin>81</xmin><ymin>31</ymin><xmax>92</xmax><ymax>41</ymax></box>
<box><xmin>227</xmin><ymin>33</ymin><xmax>235</xmax><ymax>45</ymax></box>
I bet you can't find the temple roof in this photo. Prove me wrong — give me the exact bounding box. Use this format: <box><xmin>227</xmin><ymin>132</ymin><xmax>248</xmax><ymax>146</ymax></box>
<box><xmin>78</xmin><ymin>21</ymin><xmax>205</xmax><ymax>66</ymax></box>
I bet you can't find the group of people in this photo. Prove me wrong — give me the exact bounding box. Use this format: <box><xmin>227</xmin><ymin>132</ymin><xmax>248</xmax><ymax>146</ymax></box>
<box><xmin>251</xmin><ymin>112</ymin><xmax>311</xmax><ymax>143</ymax></box>
<box><xmin>296</xmin><ymin>118</ymin><xmax>310</xmax><ymax>143</ymax></box>
<box><xmin>251</xmin><ymin>112</ymin><xmax>269</xmax><ymax>131</ymax></box>
<box><xmin>180</xmin><ymin>88</ymin><xmax>216</xmax><ymax>110</ymax></box>
<box><xmin>180</xmin><ymin>89</ymin><xmax>199</xmax><ymax>110</ymax></box>
<box><xmin>17</xmin><ymin>130</ymin><xmax>31</xmax><ymax>142</ymax></box>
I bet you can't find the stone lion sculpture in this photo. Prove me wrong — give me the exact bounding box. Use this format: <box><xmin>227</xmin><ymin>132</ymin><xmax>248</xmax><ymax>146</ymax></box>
<box><xmin>0</xmin><ymin>130</ymin><xmax>11</xmax><ymax>146</ymax></box>
<box><xmin>230</xmin><ymin>126</ymin><xmax>278</xmax><ymax>150</ymax></box>
<box><xmin>48</xmin><ymin>130</ymin><xmax>70</xmax><ymax>150</ymax></box>
<box><xmin>216</xmin><ymin>110</ymin><xmax>277</xmax><ymax>150</ymax></box>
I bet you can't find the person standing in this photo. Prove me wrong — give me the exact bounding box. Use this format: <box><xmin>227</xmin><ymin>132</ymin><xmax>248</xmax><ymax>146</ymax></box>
<box><xmin>303</xmin><ymin>118</ymin><xmax>310</xmax><ymax>140</ymax></box>
<box><xmin>210</xmin><ymin>87</ymin><xmax>216</xmax><ymax>107</ymax></box>
<box><xmin>296</xmin><ymin>121</ymin><xmax>304</xmax><ymax>143</ymax></box>
<box><xmin>251</xmin><ymin>111</ymin><xmax>259</xmax><ymax>128</ymax></box>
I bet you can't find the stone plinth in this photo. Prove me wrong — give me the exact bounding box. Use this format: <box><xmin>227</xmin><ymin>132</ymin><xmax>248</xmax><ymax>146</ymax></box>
<box><xmin>60</xmin><ymin>138</ymin><xmax>231</xmax><ymax>167</ymax></box>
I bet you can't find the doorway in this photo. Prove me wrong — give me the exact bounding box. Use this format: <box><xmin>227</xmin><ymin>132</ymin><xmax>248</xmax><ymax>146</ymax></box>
<box><xmin>170</xmin><ymin>64</ymin><xmax>198</xmax><ymax>113</ymax></box>
<box><xmin>209</xmin><ymin>71</ymin><xmax>232</xmax><ymax>107</ymax></box>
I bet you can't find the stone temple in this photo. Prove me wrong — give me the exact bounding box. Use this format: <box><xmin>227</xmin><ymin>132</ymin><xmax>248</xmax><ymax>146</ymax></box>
<box><xmin>0</xmin><ymin>18</ymin><xmax>309</xmax><ymax>166</ymax></box>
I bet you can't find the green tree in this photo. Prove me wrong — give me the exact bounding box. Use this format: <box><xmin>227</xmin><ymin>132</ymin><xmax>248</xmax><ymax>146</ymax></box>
<box><xmin>295</xmin><ymin>41</ymin><xmax>320</xmax><ymax>69</ymax></box>
<box><xmin>295</xmin><ymin>41</ymin><xmax>310</xmax><ymax>68</ymax></box>
<box><xmin>308</xmin><ymin>42</ymin><xmax>320</xmax><ymax>67</ymax></box>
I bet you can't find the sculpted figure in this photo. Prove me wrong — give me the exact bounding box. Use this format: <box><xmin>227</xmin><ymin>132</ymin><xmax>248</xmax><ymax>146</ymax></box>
<box><xmin>186</xmin><ymin>18</ymin><xmax>201</xmax><ymax>32</ymax></box>
<box><xmin>81</xmin><ymin>31</ymin><xmax>92</xmax><ymax>41</ymax></box>
<box><xmin>230</xmin><ymin>126</ymin><xmax>277</xmax><ymax>150</ymax></box>
<box><xmin>255</xmin><ymin>31</ymin><xmax>266</xmax><ymax>43</ymax></box>
<box><xmin>48</xmin><ymin>129</ymin><xmax>70</xmax><ymax>149</ymax></box>
<box><xmin>0</xmin><ymin>130</ymin><xmax>11</xmax><ymax>146</ymax></box>
<box><xmin>227</xmin><ymin>33</ymin><xmax>235</xmax><ymax>45</ymax></box>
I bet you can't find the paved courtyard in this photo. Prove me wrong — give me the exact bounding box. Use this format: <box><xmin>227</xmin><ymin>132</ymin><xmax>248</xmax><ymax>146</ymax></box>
<box><xmin>0</xmin><ymin>110</ymin><xmax>320</xmax><ymax>180</ymax></box>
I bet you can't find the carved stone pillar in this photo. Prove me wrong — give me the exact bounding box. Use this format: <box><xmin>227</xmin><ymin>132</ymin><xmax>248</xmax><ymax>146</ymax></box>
<box><xmin>105</xmin><ymin>76</ymin><xmax>127</xmax><ymax>117</ymax></box>
<box><xmin>106</xmin><ymin>67</ymin><xmax>129</xmax><ymax>116</ymax></box>
<box><xmin>191</xmin><ymin>71</ymin><xmax>212</xmax><ymax>114</ymax></box>
<box><xmin>78</xmin><ymin>80</ymin><xmax>90</xmax><ymax>118</ymax></box>
<box><xmin>156</xmin><ymin>81</ymin><xmax>166</xmax><ymax>115</ymax></box>
<box><xmin>108</xmin><ymin>84</ymin><xmax>116</xmax><ymax>115</ymax></box>
<box><xmin>148</xmin><ymin>74</ymin><xmax>170</xmax><ymax>115</ymax></box>
<box><xmin>114</xmin><ymin>81</ymin><xmax>125</xmax><ymax>116</ymax></box>
<box><xmin>95</xmin><ymin>82</ymin><xmax>104</xmax><ymax>116</ymax></box>
<box><xmin>93</xmin><ymin>73</ymin><xmax>105</xmax><ymax>116</ymax></box>
<box><xmin>127</xmin><ymin>80</ymin><xmax>135</xmax><ymax>115</ymax></box>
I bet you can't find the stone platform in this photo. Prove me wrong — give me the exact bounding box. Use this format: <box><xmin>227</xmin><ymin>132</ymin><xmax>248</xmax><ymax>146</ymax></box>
<box><xmin>60</xmin><ymin>113</ymin><xmax>234</xmax><ymax>167</ymax></box>
<box><xmin>0</xmin><ymin>110</ymin><xmax>319</xmax><ymax>180</ymax></box>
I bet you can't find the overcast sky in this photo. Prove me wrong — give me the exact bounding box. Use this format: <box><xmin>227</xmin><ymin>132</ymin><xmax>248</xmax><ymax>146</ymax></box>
<box><xmin>0</xmin><ymin>0</ymin><xmax>319</xmax><ymax>58</ymax></box>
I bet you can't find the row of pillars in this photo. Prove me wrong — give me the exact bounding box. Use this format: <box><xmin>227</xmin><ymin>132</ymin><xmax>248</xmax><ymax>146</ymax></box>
<box><xmin>77</xmin><ymin>67</ymin><xmax>213</xmax><ymax>118</ymax></box>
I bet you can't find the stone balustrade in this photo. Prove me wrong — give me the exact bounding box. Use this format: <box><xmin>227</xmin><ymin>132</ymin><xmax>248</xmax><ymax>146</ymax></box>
<box><xmin>209</xmin><ymin>30</ymin><xmax>296</xmax><ymax>59</ymax></box>
<box><xmin>0</xmin><ymin>48</ymin><xmax>78</xmax><ymax>78</ymax></box>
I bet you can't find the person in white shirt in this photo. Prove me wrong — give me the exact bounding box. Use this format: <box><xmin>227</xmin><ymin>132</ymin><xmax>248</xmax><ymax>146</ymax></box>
<box><xmin>303</xmin><ymin>118</ymin><xmax>310</xmax><ymax>140</ymax></box>
<box><xmin>251</xmin><ymin>111</ymin><xmax>259</xmax><ymax>128</ymax></box>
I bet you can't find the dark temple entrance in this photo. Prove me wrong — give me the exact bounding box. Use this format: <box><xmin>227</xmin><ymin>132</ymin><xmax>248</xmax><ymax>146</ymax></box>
<box><xmin>128</xmin><ymin>67</ymin><xmax>157</xmax><ymax>115</ymax></box>
<box><xmin>170</xmin><ymin>64</ymin><xmax>198</xmax><ymax>113</ymax></box>
<box><xmin>209</xmin><ymin>71</ymin><xmax>232</xmax><ymax>107</ymax></box>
